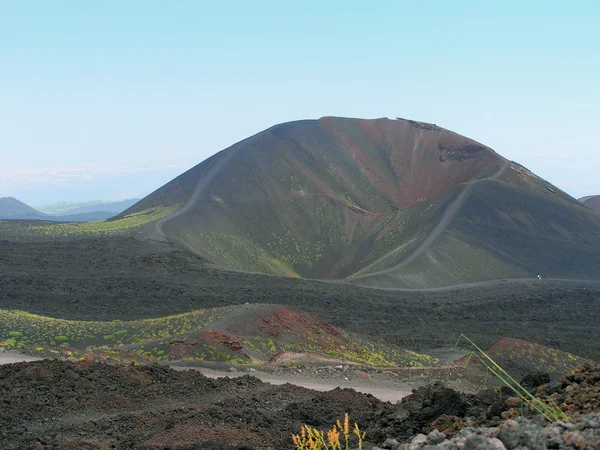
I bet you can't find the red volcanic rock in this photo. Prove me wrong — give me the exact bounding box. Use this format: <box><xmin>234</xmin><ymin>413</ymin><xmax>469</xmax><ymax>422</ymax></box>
<box><xmin>200</xmin><ymin>330</ymin><xmax>246</xmax><ymax>356</ymax></box>
<box><xmin>256</xmin><ymin>308</ymin><xmax>340</xmax><ymax>340</ymax></box>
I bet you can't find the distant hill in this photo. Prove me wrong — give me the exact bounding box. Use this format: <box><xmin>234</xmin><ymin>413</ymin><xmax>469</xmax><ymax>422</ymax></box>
<box><xmin>116</xmin><ymin>116</ymin><xmax>600</xmax><ymax>287</ymax></box>
<box><xmin>1</xmin><ymin>197</ymin><xmax>141</xmax><ymax>222</ymax></box>
<box><xmin>579</xmin><ymin>195</ymin><xmax>600</xmax><ymax>213</ymax></box>
<box><xmin>49</xmin><ymin>211</ymin><xmax>116</xmax><ymax>222</ymax></box>
<box><xmin>0</xmin><ymin>197</ymin><xmax>49</xmax><ymax>220</ymax></box>
<box><xmin>37</xmin><ymin>198</ymin><xmax>140</xmax><ymax>215</ymax></box>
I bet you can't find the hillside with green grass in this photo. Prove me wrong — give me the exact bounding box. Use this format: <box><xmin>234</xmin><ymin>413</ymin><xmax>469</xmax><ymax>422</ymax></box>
<box><xmin>0</xmin><ymin>205</ymin><xmax>179</xmax><ymax>241</ymax></box>
<box><xmin>350</xmin><ymin>172</ymin><xmax>600</xmax><ymax>288</ymax></box>
<box><xmin>0</xmin><ymin>304</ymin><xmax>436</xmax><ymax>367</ymax></box>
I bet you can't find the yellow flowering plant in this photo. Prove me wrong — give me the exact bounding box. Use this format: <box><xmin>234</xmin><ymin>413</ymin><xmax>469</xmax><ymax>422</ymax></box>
<box><xmin>292</xmin><ymin>413</ymin><xmax>366</xmax><ymax>450</ymax></box>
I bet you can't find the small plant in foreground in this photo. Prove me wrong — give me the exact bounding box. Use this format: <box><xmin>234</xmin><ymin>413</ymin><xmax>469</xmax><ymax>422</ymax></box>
<box><xmin>292</xmin><ymin>413</ymin><xmax>365</xmax><ymax>450</ymax></box>
<box><xmin>456</xmin><ymin>334</ymin><xmax>569</xmax><ymax>422</ymax></box>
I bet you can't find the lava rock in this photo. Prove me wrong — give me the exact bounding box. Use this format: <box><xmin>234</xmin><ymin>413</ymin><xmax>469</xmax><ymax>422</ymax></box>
<box><xmin>426</xmin><ymin>430</ymin><xmax>446</xmax><ymax>445</ymax></box>
<box><xmin>497</xmin><ymin>420</ymin><xmax>521</xmax><ymax>449</ymax></box>
<box><xmin>382</xmin><ymin>437</ymin><xmax>399</xmax><ymax>449</ymax></box>
<box><xmin>520</xmin><ymin>372</ymin><xmax>551</xmax><ymax>394</ymax></box>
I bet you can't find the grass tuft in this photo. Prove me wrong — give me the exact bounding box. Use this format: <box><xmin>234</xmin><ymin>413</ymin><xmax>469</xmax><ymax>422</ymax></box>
<box><xmin>292</xmin><ymin>413</ymin><xmax>365</xmax><ymax>450</ymax></box>
<box><xmin>456</xmin><ymin>334</ymin><xmax>569</xmax><ymax>422</ymax></box>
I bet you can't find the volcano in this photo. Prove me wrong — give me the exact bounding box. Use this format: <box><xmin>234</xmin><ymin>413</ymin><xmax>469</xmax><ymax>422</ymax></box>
<box><xmin>118</xmin><ymin>117</ymin><xmax>600</xmax><ymax>288</ymax></box>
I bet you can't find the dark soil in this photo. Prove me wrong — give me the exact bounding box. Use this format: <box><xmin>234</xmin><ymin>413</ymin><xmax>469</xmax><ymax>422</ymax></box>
<box><xmin>1</xmin><ymin>238</ymin><xmax>599</xmax><ymax>359</ymax></box>
<box><xmin>6</xmin><ymin>359</ymin><xmax>597</xmax><ymax>449</ymax></box>
<box><xmin>0</xmin><ymin>359</ymin><xmax>387</xmax><ymax>449</ymax></box>
<box><xmin>0</xmin><ymin>359</ymin><xmax>510</xmax><ymax>449</ymax></box>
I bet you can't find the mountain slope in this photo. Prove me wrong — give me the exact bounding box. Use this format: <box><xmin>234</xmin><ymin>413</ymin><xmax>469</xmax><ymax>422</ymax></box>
<box><xmin>119</xmin><ymin>117</ymin><xmax>600</xmax><ymax>286</ymax></box>
<box><xmin>120</xmin><ymin>117</ymin><xmax>506</xmax><ymax>277</ymax></box>
<box><xmin>0</xmin><ymin>197</ymin><xmax>48</xmax><ymax>220</ymax></box>
<box><xmin>351</xmin><ymin>175</ymin><xmax>600</xmax><ymax>288</ymax></box>
<box><xmin>579</xmin><ymin>195</ymin><xmax>600</xmax><ymax>213</ymax></box>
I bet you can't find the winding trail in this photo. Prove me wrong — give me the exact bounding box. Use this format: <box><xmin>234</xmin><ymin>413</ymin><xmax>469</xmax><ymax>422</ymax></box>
<box><xmin>351</xmin><ymin>162</ymin><xmax>510</xmax><ymax>281</ymax></box>
<box><xmin>153</xmin><ymin>144</ymin><xmax>244</xmax><ymax>241</ymax></box>
<box><xmin>173</xmin><ymin>366</ymin><xmax>412</xmax><ymax>403</ymax></box>
<box><xmin>342</xmin><ymin>277</ymin><xmax>600</xmax><ymax>292</ymax></box>
<box><xmin>0</xmin><ymin>352</ymin><xmax>410</xmax><ymax>403</ymax></box>
<box><xmin>0</xmin><ymin>351</ymin><xmax>41</xmax><ymax>365</ymax></box>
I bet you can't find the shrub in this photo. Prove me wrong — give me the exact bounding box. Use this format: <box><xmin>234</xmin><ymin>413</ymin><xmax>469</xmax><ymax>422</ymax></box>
<box><xmin>456</xmin><ymin>334</ymin><xmax>568</xmax><ymax>422</ymax></box>
<box><xmin>292</xmin><ymin>413</ymin><xmax>365</xmax><ymax>450</ymax></box>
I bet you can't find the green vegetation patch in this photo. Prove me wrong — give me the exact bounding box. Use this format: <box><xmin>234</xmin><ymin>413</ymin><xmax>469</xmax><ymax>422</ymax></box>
<box><xmin>0</xmin><ymin>205</ymin><xmax>179</xmax><ymax>241</ymax></box>
<box><xmin>0</xmin><ymin>307</ymin><xmax>437</xmax><ymax>367</ymax></box>
<box><xmin>0</xmin><ymin>307</ymin><xmax>229</xmax><ymax>359</ymax></box>
<box><xmin>241</xmin><ymin>333</ymin><xmax>437</xmax><ymax>368</ymax></box>
<box><xmin>192</xmin><ymin>229</ymin><xmax>300</xmax><ymax>277</ymax></box>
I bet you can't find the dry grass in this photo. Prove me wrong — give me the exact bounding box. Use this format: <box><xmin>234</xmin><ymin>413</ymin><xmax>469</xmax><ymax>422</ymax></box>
<box><xmin>457</xmin><ymin>334</ymin><xmax>569</xmax><ymax>422</ymax></box>
<box><xmin>292</xmin><ymin>413</ymin><xmax>365</xmax><ymax>450</ymax></box>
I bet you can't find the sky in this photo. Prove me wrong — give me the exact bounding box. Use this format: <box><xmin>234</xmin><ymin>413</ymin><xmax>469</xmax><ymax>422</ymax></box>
<box><xmin>1</xmin><ymin>1</ymin><xmax>599</xmax><ymax>205</ymax></box>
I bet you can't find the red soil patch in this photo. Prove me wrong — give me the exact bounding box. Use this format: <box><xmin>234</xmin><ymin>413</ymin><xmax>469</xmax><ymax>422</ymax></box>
<box><xmin>455</xmin><ymin>336</ymin><xmax>591</xmax><ymax>382</ymax></box>
<box><xmin>169</xmin><ymin>338</ymin><xmax>199</xmax><ymax>360</ymax></box>
<box><xmin>255</xmin><ymin>308</ymin><xmax>340</xmax><ymax>340</ymax></box>
<box><xmin>200</xmin><ymin>330</ymin><xmax>248</xmax><ymax>357</ymax></box>
<box><xmin>320</xmin><ymin>117</ymin><xmax>501</xmax><ymax>210</ymax></box>
<box><xmin>456</xmin><ymin>337</ymin><xmax>535</xmax><ymax>365</ymax></box>
<box><xmin>487</xmin><ymin>336</ymin><xmax>531</xmax><ymax>353</ymax></box>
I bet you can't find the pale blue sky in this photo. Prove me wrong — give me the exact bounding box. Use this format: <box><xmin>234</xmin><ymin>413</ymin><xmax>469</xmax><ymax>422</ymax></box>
<box><xmin>1</xmin><ymin>1</ymin><xmax>598</xmax><ymax>205</ymax></box>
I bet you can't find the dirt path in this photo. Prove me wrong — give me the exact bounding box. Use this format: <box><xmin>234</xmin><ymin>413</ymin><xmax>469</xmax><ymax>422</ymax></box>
<box><xmin>349</xmin><ymin>277</ymin><xmax>600</xmax><ymax>292</ymax></box>
<box><xmin>173</xmin><ymin>366</ymin><xmax>412</xmax><ymax>403</ymax></box>
<box><xmin>351</xmin><ymin>162</ymin><xmax>510</xmax><ymax>280</ymax></box>
<box><xmin>0</xmin><ymin>350</ymin><xmax>41</xmax><ymax>365</ymax></box>
<box><xmin>0</xmin><ymin>353</ymin><xmax>410</xmax><ymax>403</ymax></box>
<box><xmin>153</xmin><ymin>142</ymin><xmax>245</xmax><ymax>242</ymax></box>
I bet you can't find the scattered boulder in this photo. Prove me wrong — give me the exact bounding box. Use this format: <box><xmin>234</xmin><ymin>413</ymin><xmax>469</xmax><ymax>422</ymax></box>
<box><xmin>390</xmin><ymin>414</ymin><xmax>600</xmax><ymax>449</ymax></box>
<box><xmin>381</xmin><ymin>437</ymin><xmax>399</xmax><ymax>449</ymax></box>
<box><xmin>426</xmin><ymin>430</ymin><xmax>446</xmax><ymax>445</ymax></box>
<box><xmin>496</xmin><ymin>420</ymin><xmax>520</xmax><ymax>449</ymax></box>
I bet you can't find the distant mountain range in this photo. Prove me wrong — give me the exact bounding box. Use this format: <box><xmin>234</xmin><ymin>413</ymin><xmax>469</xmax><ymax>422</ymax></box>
<box><xmin>0</xmin><ymin>197</ymin><xmax>46</xmax><ymax>220</ymax></box>
<box><xmin>579</xmin><ymin>195</ymin><xmax>600</xmax><ymax>214</ymax></box>
<box><xmin>117</xmin><ymin>116</ymin><xmax>600</xmax><ymax>288</ymax></box>
<box><xmin>0</xmin><ymin>197</ymin><xmax>140</xmax><ymax>222</ymax></box>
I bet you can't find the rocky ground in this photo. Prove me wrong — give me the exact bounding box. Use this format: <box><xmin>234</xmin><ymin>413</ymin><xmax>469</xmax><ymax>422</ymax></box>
<box><xmin>2</xmin><ymin>237</ymin><xmax>599</xmax><ymax>449</ymax></box>
<box><xmin>391</xmin><ymin>413</ymin><xmax>600</xmax><ymax>450</ymax></box>
<box><xmin>1</xmin><ymin>359</ymin><xmax>599</xmax><ymax>449</ymax></box>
